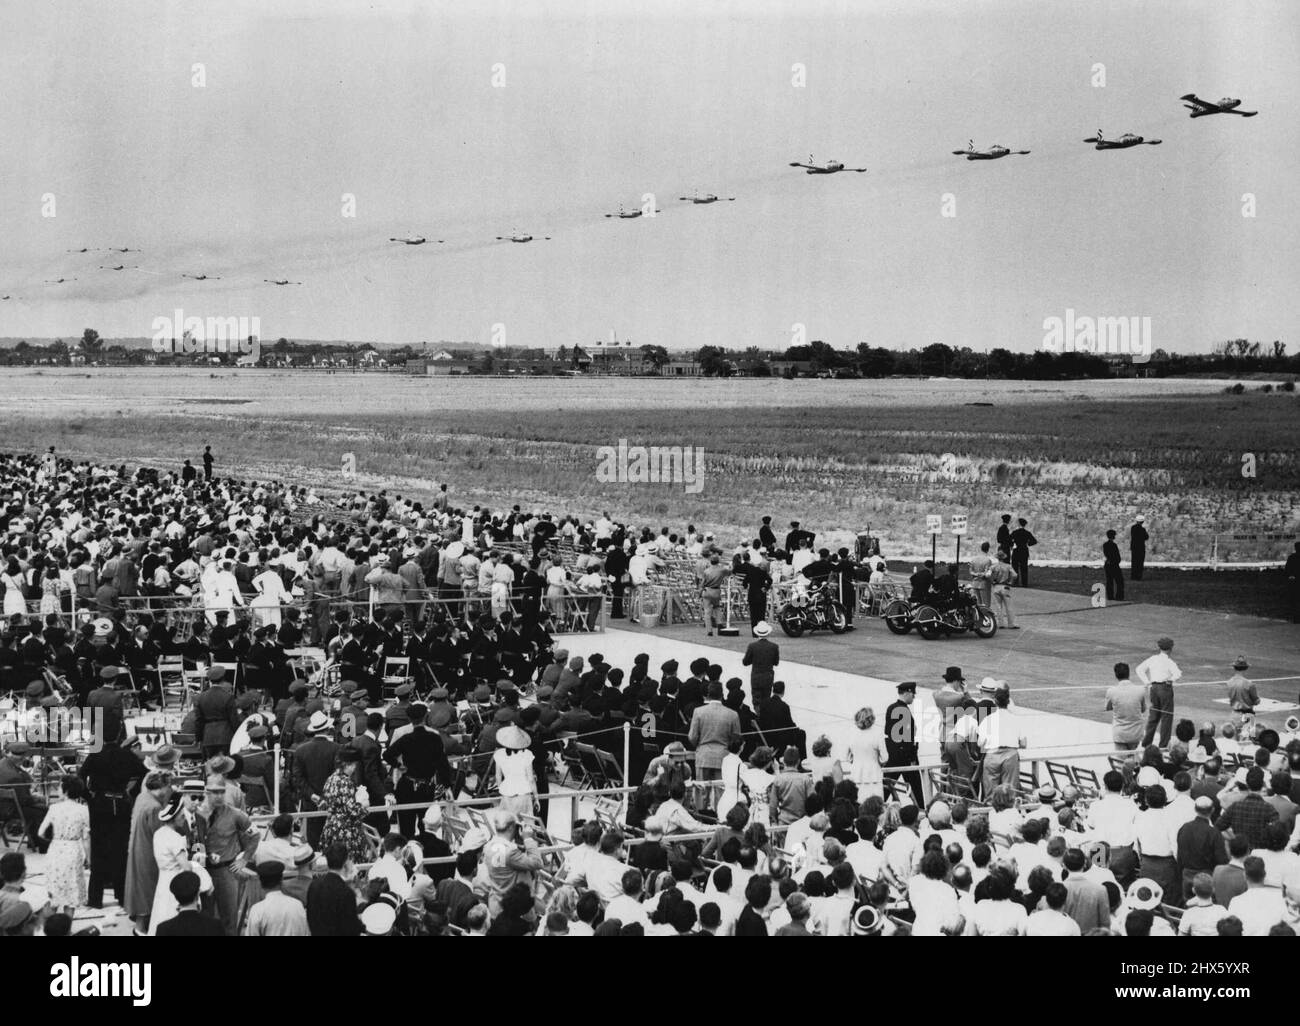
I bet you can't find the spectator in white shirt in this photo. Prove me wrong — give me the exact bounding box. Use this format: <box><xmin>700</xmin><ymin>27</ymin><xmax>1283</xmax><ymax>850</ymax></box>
<box><xmin>1025</xmin><ymin>882</ymin><xmax>1082</xmax><ymax>936</ymax></box>
<box><xmin>882</xmin><ymin>805</ymin><xmax>923</xmax><ymax>882</ymax></box>
<box><xmin>1135</xmin><ymin>637</ymin><xmax>1182</xmax><ymax>749</ymax></box>
<box><xmin>584</xmin><ymin>832</ymin><xmax>630</xmax><ymax>904</ymax></box>
<box><xmin>970</xmin><ymin>869</ymin><xmax>1027</xmax><ymax>936</ymax></box>
<box><xmin>559</xmin><ymin>821</ymin><xmax>603</xmax><ymax>887</ymax></box>
<box><xmin>604</xmin><ymin>868</ymin><xmax>651</xmax><ymax>929</ymax></box>
<box><xmin>1226</xmin><ymin>857</ymin><xmax>1288</xmax><ymax>936</ymax></box>
<box><xmin>907</xmin><ymin>850</ymin><xmax>964</xmax><ymax>936</ymax></box>
<box><xmin>1177</xmin><ymin>873</ymin><xmax>1229</xmax><ymax>937</ymax></box>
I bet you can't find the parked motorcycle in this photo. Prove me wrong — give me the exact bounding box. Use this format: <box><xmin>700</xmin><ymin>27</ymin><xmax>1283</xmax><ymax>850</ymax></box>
<box><xmin>882</xmin><ymin>589</ymin><xmax>997</xmax><ymax>639</ymax></box>
<box><xmin>777</xmin><ymin>582</ymin><xmax>848</xmax><ymax>638</ymax></box>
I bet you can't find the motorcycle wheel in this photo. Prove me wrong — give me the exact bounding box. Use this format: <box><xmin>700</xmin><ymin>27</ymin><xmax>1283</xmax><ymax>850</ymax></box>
<box><xmin>973</xmin><ymin>606</ymin><xmax>998</xmax><ymax>638</ymax></box>
<box><xmin>914</xmin><ymin>604</ymin><xmax>943</xmax><ymax>640</ymax></box>
<box><xmin>778</xmin><ymin>606</ymin><xmax>806</xmax><ymax>638</ymax></box>
<box><xmin>882</xmin><ymin>599</ymin><xmax>912</xmax><ymax>634</ymax></box>
<box><xmin>826</xmin><ymin>601</ymin><xmax>848</xmax><ymax>634</ymax></box>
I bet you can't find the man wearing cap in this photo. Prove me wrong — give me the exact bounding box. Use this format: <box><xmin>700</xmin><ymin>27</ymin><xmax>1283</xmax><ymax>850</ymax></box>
<box><xmin>79</xmin><ymin>735</ymin><xmax>146</xmax><ymax>908</ymax></box>
<box><xmin>1009</xmin><ymin>517</ymin><xmax>1036</xmax><ymax>588</ymax></box>
<box><xmin>385</xmin><ymin>682</ymin><xmax>415</xmax><ymax>737</ymax></box>
<box><xmin>193</xmin><ymin>665</ymin><xmax>239</xmax><ymax>757</ymax></box>
<box><xmin>244</xmin><ymin>860</ymin><xmax>310</xmax><ymax>936</ymax></box>
<box><xmin>1176</xmin><ymin>795</ymin><xmax>1228</xmax><ymax>900</ymax></box>
<box><xmin>1105</xmin><ymin>662</ymin><xmax>1147</xmax><ymax>751</ymax></box>
<box><xmin>1130</xmin><ymin>515</ymin><xmax>1148</xmax><ymax>581</ymax></box>
<box><xmin>195</xmin><ymin>771</ymin><xmax>258</xmax><ymax>935</ymax></box>
<box><xmin>292</xmin><ymin>712</ymin><xmax>340</xmax><ymax>849</ymax></box>
<box><xmin>86</xmin><ymin>666</ymin><xmax>127</xmax><ymax>746</ymax></box>
<box><xmin>1225</xmin><ymin>657</ymin><xmax>1259</xmax><ymax>716</ymax></box>
<box><xmin>884</xmin><ymin>682</ymin><xmax>923</xmax><ymax>805</ymax></box>
<box><xmin>1102</xmin><ymin>529</ymin><xmax>1125</xmax><ymax>601</ymax></box>
<box><xmin>742</xmin><ymin>622</ymin><xmax>780</xmax><ymax>711</ymax></box>
<box><xmin>384</xmin><ymin>703</ymin><xmax>452</xmax><ymax>838</ymax></box>
<box><xmin>337</xmin><ymin>687</ymin><xmax>370</xmax><ymax>743</ymax></box>
<box><xmin>1137</xmin><ymin>636</ymin><xmax>1182</xmax><ymax>748</ymax></box>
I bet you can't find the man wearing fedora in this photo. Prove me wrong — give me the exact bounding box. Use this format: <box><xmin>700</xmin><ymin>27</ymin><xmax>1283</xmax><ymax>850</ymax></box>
<box><xmin>1137</xmin><ymin>636</ymin><xmax>1182</xmax><ymax>749</ymax></box>
<box><xmin>193</xmin><ymin>665</ymin><xmax>238</xmax><ymax>758</ymax></box>
<box><xmin>0</xmin><ymin>742</ymin><xmax>48</xmax><ymax>854</ymax></box>
<box><xmin>742</xmin><ymin>621</ymin><xmax>780</xmax><ymax>712</ymax></box>
<box><xmin>1225</xmin><ymin>656</ymin><xmax>1259</xmax><ymax>716</ymax></box>
<box><xmin>292</xmin><ymin>711</ymin><xmax>340</xmax><ymax>848</ymax></box>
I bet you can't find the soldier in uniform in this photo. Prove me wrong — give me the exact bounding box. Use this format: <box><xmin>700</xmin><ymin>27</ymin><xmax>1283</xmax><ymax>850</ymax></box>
<box><xmin>79</xmin><ymin>736</ymin><xmax>145</xmax><ymax>908</ymax></box>
<box><xmin>383</xmin><ymin>703</ymin><xmax>452</xmax><ymax>838</ymax></box>
<box><xmin>1103</xmin><ymin>529</ymin><xmax>1125</xmax><ymax>601</ymax></box>
<box><xmin>883</xmin><ymin>681</ymin><xmax>923</xmax><ymax>805</ymax></box>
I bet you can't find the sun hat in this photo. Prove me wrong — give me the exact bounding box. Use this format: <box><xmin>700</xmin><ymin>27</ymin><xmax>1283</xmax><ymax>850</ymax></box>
<box><xmin>1127</xmin><ymin>878</ymin><xmax>1163</xmax><ymax>911</ymax></box>
<box><xmin>752</xmin><ymin>621</ymin><xmax>772</xmax><ymax>638</ymax></box>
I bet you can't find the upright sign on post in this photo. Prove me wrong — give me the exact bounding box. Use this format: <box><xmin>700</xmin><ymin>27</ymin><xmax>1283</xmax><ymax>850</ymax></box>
<box><xmin>926</xmin><ymin>514</ymin><xmax>943</xmax><ymax>565</ymax></box>
<box><xmin>950</xmin><ymin>514</ymin><xmax>968</xmax><ymax>567</ymax></box>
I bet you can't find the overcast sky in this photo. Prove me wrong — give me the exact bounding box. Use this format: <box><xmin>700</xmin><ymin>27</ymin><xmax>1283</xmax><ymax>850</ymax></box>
<box><xmin>2</xmin><ymin>0</ymin><xmax>1295</xmax><ymax>352</ymax></box>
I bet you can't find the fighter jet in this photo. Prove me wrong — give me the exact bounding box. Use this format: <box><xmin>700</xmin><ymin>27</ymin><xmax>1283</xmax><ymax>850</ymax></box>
<box><xmin>951</xmin><ymin>140</ymin><xmax>1030</xmax><ymax>160</ymax></box>
<box><xmin>181</xmin><ymin>273</ymin><xmax>222</xmax><ymax>280</ymax></box>
<box><xmin>678</xmin><ymin>193</ymin><xmax>735</xmax><ymax>204</ymax></box>
<box><xmin>1083</xmin><ymin>131</ymin><xmax>1161</xmax><ymax>150</ymax></box>
<box><xmin>389</xmin><ymin>236</ymin><xmax>443</xmax><ymax>245</ymax></box>
<box><xmin>1180</xmin><ymin>94</ymin><xmax>1258</xmax><ymax>118</ymax></box>
<box><xmin>104</xmin><ymin>248</ymin><xmax>141</xmax><ymax>253</ymax></box>
<box><xmin>43</xmin><ymin>278</ymin><xmax>77</xmax><ymax>284</ymax></box>
<box><xmin>788</xmin><ymin>155</ymin><xmax>867</xmax><ymax>174</ymax></box>
<box><xmin>263</xmin><ymin>278</ymin><xmax>303</xmax><ymax>285</ymax></box>
<box><xmin>99</xmin><ymin>265</ymin><xmax>139</xmax><ymax>271</ymax></box>
<box><xmin>604</xmin><ymin>204</ymin><xmax>659</xmax><ymax>219</ymax></box>
<box><xmin>494</xmin><ymin>234</ymin><xmax>551</xmax><ymax>243</ymax></box>
<box><xmin>66</xmin><ymin>248</ymin><xmax>95</xmax><ymax>254</ymax></box>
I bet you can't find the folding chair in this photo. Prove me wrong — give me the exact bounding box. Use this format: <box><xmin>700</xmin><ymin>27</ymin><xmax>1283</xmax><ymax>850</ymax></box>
<box><xmin>1159</xmin><ymin>903</ymin><xmax>1184</xmax><ymax>931</ymax></box>
<box><xmin>381</xmin><ymin>657</ymin><xmax>411</xmax><ymax>701</ymax></box>
<box><xmin>134</xmin><ymin>723</ymin><xmax>170</xmax><ymax>749</ymax></box>
<box><xmin>1045</xmin><ymin>761</ymin><xmax>1075</xmax><ymax>793</ymax></box>
<box><xmin>157</xmin><ymin>655</ymin><xmax>186</xmax><ymax>710</ymax></box>
<box><xmin>1018</xmin><ymin>766</ymin><xmax>1039</xmax><ymax>795</ymax></box>
<box><xmin>171</xmin><ymin>730</ymin><xmax>202</xmax><ymax>760</ymax></box>
<box><xmin>557</xmin><ymin>739</ymin><xmax>589</xmax><ymax>789</ymax></box>
<box><xmin>0</xmin><ymin>787</ymin><xmax>31</xmax><ymax>851</ymax></box>
<box><xmin>575</xmin><ymin>744</ymin><xmax>611</xmax><ymax>788</ymax></box>
<box><xmin>1072</xmin><ymin>765</ymin><xmax>1102</xmax><ymax>796</ymax></box>
<box><xmin>593</xmin><ymin>748</ymin><xmax>625</xmax><ymax>789</ymax></box>
<box><xmin>1106</xmin><ymin>755</ymin><xmax>1128</xmax><ymax>775</ymax></box>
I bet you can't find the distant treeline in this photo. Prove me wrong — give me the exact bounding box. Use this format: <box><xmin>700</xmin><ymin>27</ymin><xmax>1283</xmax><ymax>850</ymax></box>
<box><xmin>2</xmin><ymin>332</ymin><xmax>1296</xmax><ymax>380</ymax></box>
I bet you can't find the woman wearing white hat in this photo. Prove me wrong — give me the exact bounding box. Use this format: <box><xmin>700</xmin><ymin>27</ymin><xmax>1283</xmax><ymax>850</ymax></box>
<box><xmin>148</xmin><ymin>794</ymin><xmax>209</xmax><ymax>935</ymax></box>
<box><xmin>490</xmin><ymin>724</ymin><xmax>537</xmax><ymax>820</ymax></box>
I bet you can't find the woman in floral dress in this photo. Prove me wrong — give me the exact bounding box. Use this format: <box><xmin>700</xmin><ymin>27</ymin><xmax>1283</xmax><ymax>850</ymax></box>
<box><xmin>39</xmin><ymin>777</ymin><xmax>91</xmax><ymax>915</ymax></box>
<box><xmin>319</xmin><ymin>749</ymin><xmax>370</xmax><ymax>862</ymax></box>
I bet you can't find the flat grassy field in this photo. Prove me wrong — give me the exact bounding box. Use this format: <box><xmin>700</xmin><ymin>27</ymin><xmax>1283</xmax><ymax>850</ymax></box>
<box><xmin>3</xmin><ymin>368</ymin><xmax>1296</xmax><ymax>572</ymax></box>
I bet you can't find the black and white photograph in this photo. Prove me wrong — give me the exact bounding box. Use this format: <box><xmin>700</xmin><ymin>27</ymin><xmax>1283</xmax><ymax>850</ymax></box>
<box><xmin>1</xmin><ymin>0</ymin><xmax>1298</xmax><ymax>989</ymax></box>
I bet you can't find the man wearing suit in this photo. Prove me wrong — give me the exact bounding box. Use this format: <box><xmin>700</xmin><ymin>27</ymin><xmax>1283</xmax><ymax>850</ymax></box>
<box><xmin>1130</xmin><ymin>516</ymin><xmax>1149</xmax><ymax>581</ymax></box>
<box><xmin>678</xmin><ymin>658</ymin><xmax>709</xmax><ymax>723</ymax></box>
<box><xmin>757</xmin><ymin>681</ymin><xmax>802</xmax><ymax>758</ymax></box>
<box><xmin>1103</xmin><ymin>529</ymin><xmax>1125</xmax><ymax>601</ymax></box>
<box><xmin>687</xmin><ymin>681</ymin><xmax>742</xmax><ymax>811</ymax></box>
<box><xmin>605</xmin><ymin>542</ymin><xmax>629</xmax><ymax>619</ymax></box>
<box><xmin>758</xmin><ymin>516</ymin><xmax>777</xmax><ymax>552</ymax></box>
<box><xmin>884</xmin><ymin>681</ymin><xmax>923</xmax><ymax>805</ymax></box>
<box><xmin>736</xmin><ymin>554</ymin><xmax>772</xmax><ymax>632</ymax></box>
<box><xmin>306</xmin><ymin>843</ymin><xmax>364</xmax><ymax>936</ymax></box>
<box><xmin>1010</xmin><ymin>518</ymin><xmax>1036</xmax><ymax>588</ymax></box>
<box><xmin>292</xmin><ymin>712</ymin><xmax>340</xmax><ymax>848</ymax></box>
<box><xmin>86</xmin><ymin>667</ymin><xmax>127</xmax><ymax>747</ymax></box>
<box><xmin>193</xmin><ymin>666</ymin><xmax>238</xmax><ymax>757</ymax></box>
<box><xmin>350</xmin><ymin>713</ymin><xmax>392</xmax><ymax>836</ymax></box>
<box><xmin>742</xmin><ymin>622</ymin><xmax>780</xmax><ymax>711</ymax></box>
